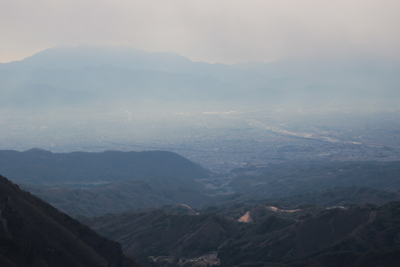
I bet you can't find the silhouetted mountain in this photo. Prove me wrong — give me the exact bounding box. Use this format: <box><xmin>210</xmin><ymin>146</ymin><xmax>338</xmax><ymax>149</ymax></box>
<box><xmin>0</xmin><ymin>174</ymin><xmax>144</xmax><ymax>267</ymax></box>
<box><xmin>0</xmin><ymin>45</ymin><xmax>192</xmax><ymax>72</ymax></box>
<box><xmin>0</xmin><ymin>45</ymin><xmax>269</xmax><ymax>85</ymax></box>
<box><xmin>0</xmin><ymin>149</ymin><xmax>210</xmax><ymax>186</ymax></box>
<box><xmin>21</xmin><ymin>176</ymin><xmax>210</xmax><ymax>217</ymax></box>
<box><xmin>0</xmin><ymin>45</ymin><xmax>266</xmax><ymax>109</ymax></box>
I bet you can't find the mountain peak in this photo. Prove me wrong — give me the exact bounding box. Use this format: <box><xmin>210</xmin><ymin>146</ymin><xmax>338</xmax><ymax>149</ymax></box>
<box><xmin>0</xmin><ymin>44</ymin><xmax>193</xmax><ymax>72</ymax></box>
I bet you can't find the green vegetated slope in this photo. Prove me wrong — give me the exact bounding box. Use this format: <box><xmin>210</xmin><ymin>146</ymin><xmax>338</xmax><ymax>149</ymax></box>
<box><xmin>21</xmin><ymin>176</ymin><xmax>211</xmax><ymax>217</ymax></box>
<box><xmin>0</xmin><ymin>174</ymin><xmax>145</xmax><ymax>267</ymax></box>
<box><xmin>83</xmin><ymin>201</ymin><xmax>400</xmax><ymax>267</ymax></box>
<box><xmin>83</xmin><ymin>206</ymin><xmax>247</xmax><ymax>267</ymax></box>
<box><xmin>230</xmin><ymin>161</ymin><xmax>400</xmax><ymax>198</ymax></box>
<box><xmin>218</xmin><ymin>202</ymin><xmax>400</xmax><ymax>267</ymax></box>
<box><xmin>0</xmin><ymin>149</ymin><xmax>210</xmax><ymax>185</ymax></box>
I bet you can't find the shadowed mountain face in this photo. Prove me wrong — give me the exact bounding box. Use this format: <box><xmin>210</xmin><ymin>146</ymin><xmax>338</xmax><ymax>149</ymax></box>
<box><xmin>0</xmin><ymin>149</ymin><xmax>210</xmax><ymax>186</ymax></box>
<box><xmin>0</xmin><ymin>174</ymin><xmax>144</xmax><ymax>267</ymax></box>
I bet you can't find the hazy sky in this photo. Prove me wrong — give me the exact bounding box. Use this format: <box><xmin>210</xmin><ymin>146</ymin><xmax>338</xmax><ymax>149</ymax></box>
<box><xmin>1</xmin><ymin>0</ymin><xmax>400</xmax><ymax>64</ymax></box>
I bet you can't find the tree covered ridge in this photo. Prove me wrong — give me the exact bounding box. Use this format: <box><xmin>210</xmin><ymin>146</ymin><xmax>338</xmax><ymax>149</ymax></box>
<box><xmin>0</xmin><ymin>149</ymin><xmax>210</xmax><ymax>185</ymax></box>
<box><xmin>83</xmin><ymin>201</ymin><xmax>400</xmax><ymax>267</ymax></box>
<box><xmin>0</xmin><ymin>174</ymin><xmax>145</xmax><ymax>267</ymax></box>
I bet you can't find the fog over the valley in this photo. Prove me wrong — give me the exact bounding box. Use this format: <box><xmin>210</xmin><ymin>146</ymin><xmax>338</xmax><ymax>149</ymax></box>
<box><xmin>1</xmin><ymin>1</ymin><xmax>400</xmax><ymax>172</ymax></box>
<box><xmin>0</xmin><ymin>45</ymin><xmax>399</xmax><ymax>172</ymax></box>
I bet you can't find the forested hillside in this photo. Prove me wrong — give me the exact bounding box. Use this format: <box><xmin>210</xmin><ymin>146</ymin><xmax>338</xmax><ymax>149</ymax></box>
<box><xmin>230</xmin><ymin>161</ymin><xmax>400</xmax><ymax>198</ymax></box>
<box><xmin>0</xmin><ymin>174</ymin><xmax>144</xmax><ymax>267</ymax></box>
<box><xmin>0</xmin><ymin>149</ymin><xmax>210</xmax><ymax>185</ymax></box>
<box><xmin>83</xmin><ymin>201</ymin><xmax>400</xmax><ymax>267</ymax></box>
<box><xmin>22</xmin><ymin>176</ymin><xmax>210</xmax><ymax>217</ymax></box>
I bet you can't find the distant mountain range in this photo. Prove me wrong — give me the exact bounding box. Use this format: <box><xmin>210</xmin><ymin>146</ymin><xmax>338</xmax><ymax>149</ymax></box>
<box><xmin>1</xmin><ymin>45</ymin><xmax>399</xmax><ymax>110</ymax></box>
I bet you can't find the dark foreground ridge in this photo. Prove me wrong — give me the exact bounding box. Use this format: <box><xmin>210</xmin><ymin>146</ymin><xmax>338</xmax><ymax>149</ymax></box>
<box><xmin>0</xmin><ymin>174</ymin><xmax>145</xmax><ymax>267</ymax></box>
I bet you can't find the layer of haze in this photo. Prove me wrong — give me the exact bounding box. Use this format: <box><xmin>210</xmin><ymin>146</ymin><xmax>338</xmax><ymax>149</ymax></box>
<box><xmin>1</xmin><ymin>0</ymin><xmax>400</xmax><ymax>64</ymax></box>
